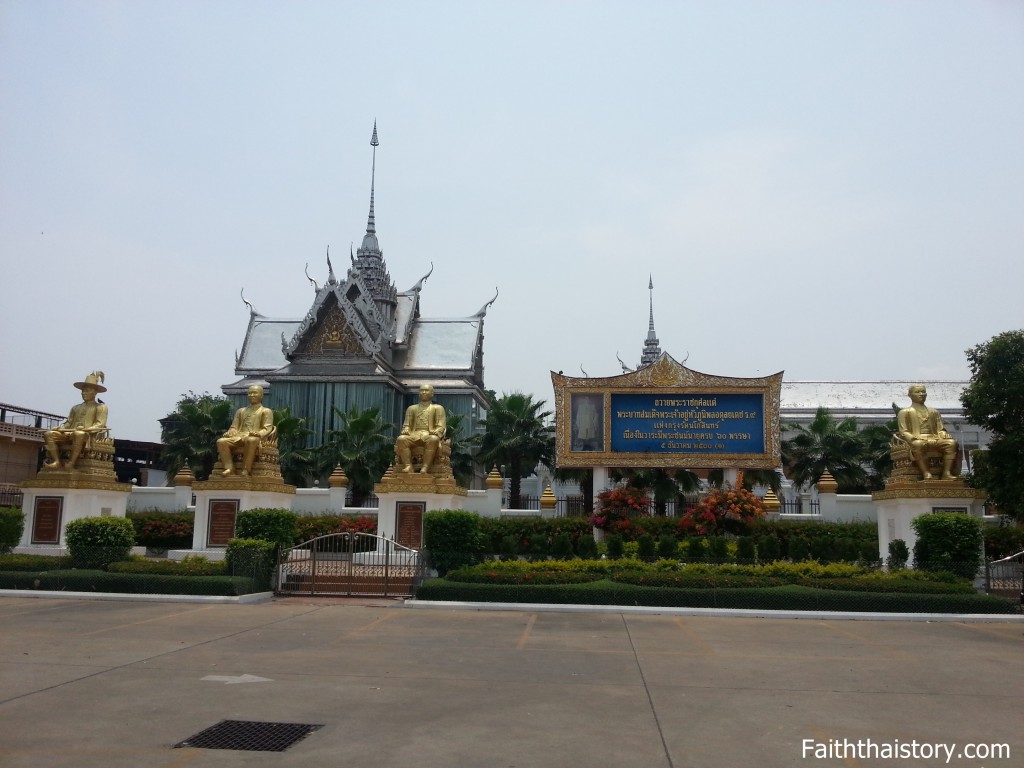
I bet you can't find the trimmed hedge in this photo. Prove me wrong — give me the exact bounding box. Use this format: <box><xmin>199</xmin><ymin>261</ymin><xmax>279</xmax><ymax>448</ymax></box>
<box><xmin>444</xmin><ymin>559</ymin><xmax>972</xmax><ymax>594</ymax></box>
<box><xmin>424</xmin><ymin>509</ymin><xmax>485</xmax><ymax>575</ymax></box>
<box><xmin>913</xmin><ymin>512</ymin><xmax>984</xmax><ymax>579</ymax></box>
<box><xmin>127</xmin><ymin>510</ymin><xmax>194</xmax><ymax>548</ymax></box>
<box><xmin>65</xmin><ymin>517</ymin><xmax>135</xmax><ymax>569</ymax></box>
<box><xmin>414</xmin><ymin>513</ymin><xmax>900</xmax><ymax>568</ymax></box>
<box><xmin>0</xmin><ymin>569</ymin><xmax>259</xmax><ymax>595</ymax></box>
<box><xmin>0</xmin><ymin>553</ymin><xmax>67</xmax><ymax>571</ymax></box>
<box><xmin>108</xmin><ymin>558</ymin><xmax>226</xmax><ymax>576</ymax></box>
<box><xmin>0</xmin><ymin>507</ymin><xmax>24</xmax><ymax>551</ymax></box>
<box><xmin>479</xmin><ymin>517</ymin><xmax>593</xmax><ymax>555</ymax></box>
<box><xmin>225</xmin><ymin>538</ymin><xmax>276</xmax><ymax>590</ymax></box>
<box><xmin>415</xmin><ymin>579</ymin><xmax>1017</xmax><ymax>613</ymax></box>
<box><xmin>235</xmin><ymin>508</ymin><xmax>298</xmax><ymax>551</ymax></box>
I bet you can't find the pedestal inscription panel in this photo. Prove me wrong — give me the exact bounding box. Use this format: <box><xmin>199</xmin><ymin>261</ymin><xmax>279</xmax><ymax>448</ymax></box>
<box><xmin>207</xmin><ymin>499</ymin><xmax>240</xmax><ymax>547</ymax></box>
<box><xmin>31</xmin><ymin>496</ymin><xmax>64</xmax><ymax>544</ymax></box>
<box><xmin>396</xmin><ymin>501</ymin><xmax>425</xmax><ymax>549</ymax></box>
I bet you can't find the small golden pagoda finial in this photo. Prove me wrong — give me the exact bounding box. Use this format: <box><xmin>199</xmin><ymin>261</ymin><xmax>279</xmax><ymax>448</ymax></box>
<box><xmin>540</xmin><ymin>482</ymin><xmax>557</xmax><ymax>510</ymax></box>
<box><xmin>329</xmin><ymin>464</ymin><xmax>349</xmax><ymax>488</ymax></box>
<box><xmin>816</xmin><ymin>469</ymin><xmax>838</xmax><ymax>494</ymax></box>
<box><xmin>173</xmin><ymin>464</ymin><xmax>194</xmax><ymax>487</ymax></box>
<box><xmin>486</xmin><ymin>466</ymin><xmax>503</xmax><ymax>490</ymax></box>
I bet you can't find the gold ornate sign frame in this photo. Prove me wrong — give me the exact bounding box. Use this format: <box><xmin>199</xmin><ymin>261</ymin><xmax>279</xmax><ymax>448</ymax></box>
<box><xmin>552</xmin><ymin>353</ymin><xmax>783</xmax><ymax>469</ymax></box>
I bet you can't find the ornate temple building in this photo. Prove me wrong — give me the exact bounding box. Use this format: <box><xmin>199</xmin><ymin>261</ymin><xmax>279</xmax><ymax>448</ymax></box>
<box><xmin>221</xmin><ymin>126</ymin><xmax>493</xmax><ymax>450</ymax></box>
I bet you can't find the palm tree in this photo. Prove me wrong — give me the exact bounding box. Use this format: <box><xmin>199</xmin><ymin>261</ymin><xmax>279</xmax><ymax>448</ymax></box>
<box><xmin>782</xmin><ymin>407</ymin><xmax>871</xmax><ymax>493</ymax></box>
<box><xmin>445</xmin><ymin>411</ymin><xmax>482</xmax><ymax>488</ymax></box>
<box><xmin>479</xmin><ymin>392</ymin><xmax>554</xmax><ymax>509</ymax></box>
<box><xmin>159</xmin><ymin>392</ymin><xmax>232</xmax><ymax>481</ymax></box>
<box><xmin>273</xmin><ymin>407</ymin><xmax>315</xmax><ymax>487</ymax></box>
<box><xmin>323</xmin><ymin>405</ymin><xmax>394</xmax><ymax>506</ymax></box>
<box><xmin>707</xmin><ymin>468</ymin><xmax>783</xmax><ymax>494</ymax></box>
<box><xmin>859</xmin><ymin>404</ymin><xmax>900</xmax><ymax>491</ymax></box>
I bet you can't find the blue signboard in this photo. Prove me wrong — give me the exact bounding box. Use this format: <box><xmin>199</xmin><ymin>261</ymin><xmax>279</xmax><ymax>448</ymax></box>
<box><xmin>610</xmin><ymin>392</ymin><xmax>765</xmax><ymax>455</ymax></box>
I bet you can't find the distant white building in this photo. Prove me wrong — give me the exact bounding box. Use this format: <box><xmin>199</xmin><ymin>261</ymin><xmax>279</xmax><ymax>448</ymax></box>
<box><xmin>780</xmin><ymin>380</ymin><xmax>988</xmax><ymax>466</ymax></box>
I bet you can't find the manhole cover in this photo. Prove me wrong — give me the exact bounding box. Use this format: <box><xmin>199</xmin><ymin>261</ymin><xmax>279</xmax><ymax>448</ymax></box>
<box><xmin>175</xmin><ymin>720</ymin><xmax>323</xmax><ymax>752</ymax></box>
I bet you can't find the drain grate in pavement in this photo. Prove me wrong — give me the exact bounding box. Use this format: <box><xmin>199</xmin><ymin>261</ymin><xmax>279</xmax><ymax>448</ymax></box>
<box><xmin>175</xmin><ymin>720</ymin><xmax>323</xmax><ymax>752</ymax></box>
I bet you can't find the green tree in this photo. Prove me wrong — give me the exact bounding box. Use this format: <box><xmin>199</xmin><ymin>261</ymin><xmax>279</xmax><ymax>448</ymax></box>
<box><xmin>859</xmin><ymin>407</ymin><xmax>899</xmax><ymax>491</ymax></box>
<box><xmin>707</xmin><ymin>468</ymin><xmax>782</xmax><ymax>494</ymax></box>
<box><xmin>159</xmin><ymin>392</ymin><xmax>232</xmax><ymax>481</ymax></box>
<box><xmin>479</xmin><ymin>392</ymin><xmax>554</xmax><ymax>510</ymax></box>
<box><xmin>961</xmin><ymin>330</ymin><xmax>1024</xmax><ymax>520</ymax></box>
<box><xmin>445</xmin><ymin>411</ymin><xmax>482</xmax><ymax>488</ymax></box>
<box><xmin>323</xmin><ymin>405</ymin><xmax>394</xmax><ymax>506</ymax></box>
<box><xmin>782</xmin><ymin>407</ymin><xmax>870</xmax><ymax>493</ymax></box>
<box><xmin>273</xmin><ymin>407</ymin><xmax>315</xmax><ymax>487</ymax></box>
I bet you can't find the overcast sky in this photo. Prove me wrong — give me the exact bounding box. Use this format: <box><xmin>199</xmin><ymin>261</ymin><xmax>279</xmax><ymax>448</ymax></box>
<box><xmin>2</xmin><ymin>1</ymin><xmax>1022</xmax><ymax>442</ymax></box>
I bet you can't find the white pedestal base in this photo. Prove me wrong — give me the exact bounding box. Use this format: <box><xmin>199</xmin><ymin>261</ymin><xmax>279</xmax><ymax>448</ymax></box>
<box><xmin>190</xmin><ymin>483</ymin><xmax>295</xmax><ymax>552</ymax></box>
<box><xmin>18</xmin><ymin>485</ymin><xmax>130</xmax><ymax>549</ymax></box>
<box><xmin>375</xmin><ymin>491</ymin><xmax>465</xmax><ymax>549</ymax></box>
<box><xmin>873</xmin><ymin>484</ymin><xmax>987</xmax><ymax>564</ymax></box>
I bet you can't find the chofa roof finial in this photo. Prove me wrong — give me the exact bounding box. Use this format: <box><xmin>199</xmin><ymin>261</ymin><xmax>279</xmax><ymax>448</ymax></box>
<box><xmin>473</xmin><ymin>287</ymin><xmax>499</xmax><ymax>317</ymax></box>
<box><xmin>240</xmin><ymin>288</ymin><xmax>257</xmax><ymax>316</ymax></box>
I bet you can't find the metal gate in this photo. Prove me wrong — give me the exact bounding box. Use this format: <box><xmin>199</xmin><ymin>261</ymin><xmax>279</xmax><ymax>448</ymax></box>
<box><xmin>276</xmin><ymin>532</ymin><xmax>426</xmax><ymax>598</ymax></box>
<box><xmin>985</xmin><ymin>550</ymin><xmax>1024</xmax><ymax>607</ymax></box>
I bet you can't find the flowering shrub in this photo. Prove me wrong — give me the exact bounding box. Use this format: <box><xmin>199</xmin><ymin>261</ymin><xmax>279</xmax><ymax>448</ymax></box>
<box><xmin>136</xmin><ymin>519</ymin><xmax>194</xmax><ymax>548</ymax></box>
<box><xmin>589</xmin><ymin>486</ymin><xmax>650</xmax><ymax>529</ymax></box>
<box><xmin>295</xmin><ymin>514</ymin><xmax>377</xmax><ymax>542</ymax></box>
<box><xmin>128</xmin><ymin>511</ymin><xmax>195</xmax><ymax>548</ymax></box>
<box><xmin>679</xmin><ymin>486</ymin><xmax>764</xmax><ymax>536</ymax></box>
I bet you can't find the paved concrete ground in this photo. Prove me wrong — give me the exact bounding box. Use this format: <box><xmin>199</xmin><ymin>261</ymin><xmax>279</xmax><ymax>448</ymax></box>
<box><xmin>1</xmin><ymin>596</ymin><xmax>1020</xmax><ymax>768</ymax></box>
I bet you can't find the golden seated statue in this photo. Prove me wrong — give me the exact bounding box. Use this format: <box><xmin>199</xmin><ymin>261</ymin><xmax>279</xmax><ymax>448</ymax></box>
<box><xmin>376</xmin><ymin>384</ymin><xmax>463</xmax><ymax>493</ymax></box>
<box><xmin>211</xmin><ymin>385</ymin><xmax>285</xmax><ymax>484</ymax></box>
<box><xmin>399</xmin><ymin>437</ymin><xmax>454</xmax><ymax>479</ymax></box>
<box><xmin>44</xmin><ymin>430</ymin><xmax>118</xmax><ymax>480</ymax></box>
<box><xmin>888</xmin><ymin>384</ymin><xmax>960</xmax><ymax>483</ymax></box>
<box><xmin>888</xmin><ymin>434</ymin><xmax>961</xmax><ymax>484</ymax></box>
<box><xmin>212</xmin><ymin>431</ymin><xmax>283</xmax><ymax>482</ymax></box>
<box><xmin>39</xmin><ymin>370</ymin><xmax>118</xmax><ymax>481</ymax></box>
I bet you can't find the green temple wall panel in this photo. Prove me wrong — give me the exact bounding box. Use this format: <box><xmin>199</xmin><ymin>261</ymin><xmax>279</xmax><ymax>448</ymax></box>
<box><xmin>264</xmin><ymin>381</ymin><xmax>403</xmax><ymax>449</ymax></box>
<box><xmin>229</xmin><ymin>384</ymin><xmax>483</xmax><ymax>449</ymax></box>
<box><xmin>427</xmin><ymin>394</ymin><xmax>480</xmax><ymax>441</ymax></box>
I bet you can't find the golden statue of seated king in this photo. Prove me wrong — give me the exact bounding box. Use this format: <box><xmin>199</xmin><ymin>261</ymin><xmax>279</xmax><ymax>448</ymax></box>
<box><xmin>396</xmin><ymin>384</ymin><xmax>447</xmax><ymax>474</ymax></box>
<box><xmin>217</xmin><ymin>385</ymin><xmax>276</xmax><ymax>477</ymax></box>
<box><xmin>44</xmin><ymin>371</ymin><xmax>110</xmax><ymax>471</ymax></box>
<box><xmin>893</xmin><ymin>384</ymin><xmax>958</xmax><ymax>481</ymax></box>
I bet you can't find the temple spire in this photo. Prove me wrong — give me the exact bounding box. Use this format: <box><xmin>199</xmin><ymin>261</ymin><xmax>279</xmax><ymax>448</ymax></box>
<box><xmin>640</xmin><ymin>275</ymin><xmax>662</xmax><ymax>366</ymax></box>
<box><xmin>355</xmin><ymin>120</ymin><xmax>383</xmax><ymax>260</ymax></box>
<box><xmin>366</xmin><ymin>120</ymin><xmax>379</xmax><ymax>236</ymax></box>
<box><xmin>352</xmin><ymin>120</ymin><xmax>397</xmax><ymax>324</ymax></box>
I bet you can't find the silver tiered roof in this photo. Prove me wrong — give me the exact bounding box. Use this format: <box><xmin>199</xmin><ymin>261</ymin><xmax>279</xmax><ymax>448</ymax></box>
<box><xmin>224</xmin><ymin>124</ymin><xmax>495</xmax><ymax>414</ymax></box>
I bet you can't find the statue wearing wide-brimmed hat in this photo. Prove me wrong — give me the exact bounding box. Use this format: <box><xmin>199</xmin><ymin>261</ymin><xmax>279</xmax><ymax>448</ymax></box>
<box><xmin>44</xmin><ymin>371</ymin><xmax>110</xmax><ymax>471</ymax></box>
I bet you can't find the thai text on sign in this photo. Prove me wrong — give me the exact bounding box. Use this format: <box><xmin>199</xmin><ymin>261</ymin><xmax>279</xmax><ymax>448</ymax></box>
<box><xmin>610</xmin><ymin>392</ymin><xmax>765</xmax><ymax>454</ymax></box>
